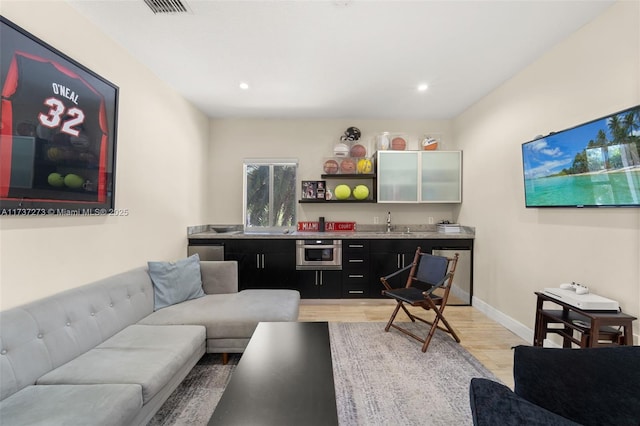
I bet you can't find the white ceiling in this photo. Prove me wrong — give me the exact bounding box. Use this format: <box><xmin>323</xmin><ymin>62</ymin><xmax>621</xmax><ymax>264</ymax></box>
<box><xmin>68</xmin><ymin>0</ymin><xmax>614</xmax><ymax>119</ymax></box>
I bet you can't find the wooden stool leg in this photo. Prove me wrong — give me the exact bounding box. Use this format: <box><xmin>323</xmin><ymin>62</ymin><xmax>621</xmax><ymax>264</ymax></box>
<box><xmin>222</xmin><ymin>353</ymin><xmax>229</xmax><ymax>365</ymax></box>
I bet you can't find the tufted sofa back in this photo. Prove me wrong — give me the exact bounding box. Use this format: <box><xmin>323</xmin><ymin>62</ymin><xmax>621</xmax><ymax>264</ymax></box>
<box><xmin>0</xmin><ymin>267</ymin><xmax>154</xmax><ymax>401</ymax></box>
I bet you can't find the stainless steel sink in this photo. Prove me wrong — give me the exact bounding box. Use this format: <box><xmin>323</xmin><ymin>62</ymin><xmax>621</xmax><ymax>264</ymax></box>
<box><xmin>210</xmin><ymin>226</ymin><xmax>238</xmax><ymax>233</ymax></box>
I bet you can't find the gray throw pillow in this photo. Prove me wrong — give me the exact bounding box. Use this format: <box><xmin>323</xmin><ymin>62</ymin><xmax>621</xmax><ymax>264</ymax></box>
<box><xmin>148</xmin><ymin>254</ymin><xmax>205</xmax><ymax>310</ymax></box>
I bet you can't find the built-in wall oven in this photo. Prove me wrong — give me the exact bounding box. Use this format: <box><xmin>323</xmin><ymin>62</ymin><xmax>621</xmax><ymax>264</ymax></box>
<box><xmin>295</xmin><ymin>239</ymin><xmax>342</xmax><ymax>270</ymax></box>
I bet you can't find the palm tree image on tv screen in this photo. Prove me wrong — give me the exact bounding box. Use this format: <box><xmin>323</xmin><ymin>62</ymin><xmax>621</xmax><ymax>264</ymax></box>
<box><xmin>522</xmin><ymin>106</ymin><xmax>640</xmax><ymax>207</ymax></box>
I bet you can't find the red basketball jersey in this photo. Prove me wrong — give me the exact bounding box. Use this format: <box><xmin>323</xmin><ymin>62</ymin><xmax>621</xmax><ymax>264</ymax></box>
<box><xmin>1</xmin><ymin>51</ymin><xmax>109</xmax><ymax>201</ymax></box>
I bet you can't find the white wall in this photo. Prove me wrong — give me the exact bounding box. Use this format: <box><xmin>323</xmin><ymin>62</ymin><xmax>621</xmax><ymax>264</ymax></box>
<box><xmin>0</xmin><ymin>2</ymin><xmax>210</xmax><ymax>309</ymax></box>
<box><xmin>454</xmin><ymin>0</ymin><xmax>640</xmax><ymax>342</ymax></box>
<box><xmin>207</xmin><ymin>118</ymin><xmax>456</xmax><ymax>226</ymax></box>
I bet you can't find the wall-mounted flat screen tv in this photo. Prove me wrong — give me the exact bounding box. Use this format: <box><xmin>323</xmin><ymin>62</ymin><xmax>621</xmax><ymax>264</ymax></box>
<box><xmin>522</xmin><ymin>105</ymin><xmax>640</xmax><ymax>208</ymax></box>
<box><xmin>0</xmin><ymin>17</ymin><xmax>118</xmax><ymax>216</ymax></box>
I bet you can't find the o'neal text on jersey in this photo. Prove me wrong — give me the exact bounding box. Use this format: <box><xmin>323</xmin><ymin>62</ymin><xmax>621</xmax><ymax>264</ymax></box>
<box><xmin>51</xmin><ymin>82</ymin><xmax>79</xmax><ymax>105</ymax></box>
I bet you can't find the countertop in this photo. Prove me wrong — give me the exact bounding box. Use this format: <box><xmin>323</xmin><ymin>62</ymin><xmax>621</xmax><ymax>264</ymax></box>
<box><xmin>187</xmin><ymin>224</ymin><xmax>475</xmax><ymax>240</ymax></box>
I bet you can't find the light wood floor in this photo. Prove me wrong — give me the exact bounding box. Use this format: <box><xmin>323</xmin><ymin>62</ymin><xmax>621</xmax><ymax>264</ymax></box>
<box><xmin>298</xmin><ymin>299</ymin><xmax>529</xmax><ymax>388</ymax></box>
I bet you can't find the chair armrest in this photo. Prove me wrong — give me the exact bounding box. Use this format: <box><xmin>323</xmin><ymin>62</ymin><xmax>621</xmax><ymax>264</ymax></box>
<box><xmin>199</xmin><ymin>261</ymin><xmax>238</xmax><ymax>294</ymax></box>
<box><xmin>469</xmin><ymin>378</ymin><xmax>580</xmax><ymax>426</ymax></box>
<box><xmin>422</xmin><ymin>272</ymin><xmax>453</xmax><ymax>296</ymax></box>
<box><xmin>380</xmin><ymin>263</ymin><xmax>413</xmax><ymax>290</ymax></box>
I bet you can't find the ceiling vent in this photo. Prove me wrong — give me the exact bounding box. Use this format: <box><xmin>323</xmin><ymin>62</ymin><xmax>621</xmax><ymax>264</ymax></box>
<box><xmin>143</xmin><ymin>0</ymin><xmax>190</xmax><ymax>14</ymax></box>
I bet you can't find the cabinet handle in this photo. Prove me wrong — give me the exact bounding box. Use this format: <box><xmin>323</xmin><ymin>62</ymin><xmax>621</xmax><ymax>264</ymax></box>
<box><xmin>349</xmin><ymin>274</ymin><xmax>364</xmax><ymax>278</ymax></box>
<box><xmin>261</xmin><ymin>254</ymin><xmax>265</xmax><ymax>269</ymax></box>
<box><xmin>349</xmin><ymin>244</ymin><xmax>364</xmax><ymax>248</ymax></box>
<box><xmin>319</xmin><ymin>270</ymin><xmax>323</xmax><ymax>285</ymax></box>
<box><xmin>256</xmin><ymin>254</ymin><xmax>260</xmax><ymax>269</ymax></box>
<box><xmin>397</xmin><ymin>254</ymin><xmax>401</xmax><ymax>269</ymax></box>
<box><xmin>401</xmin><ymin>254</ymin><xmax>406</xmax><ymax>267</ymax></box>
<box><xmin>349</xmin><ymin>259</ymin><xmax>364</xmax><ymax>263</ymax></box>
<box><xmin>348</xmin><ymin>290</ymin><xmax>364</xmax><ymax>294</ymax></box>
<box><xmin>315</xmin><ymin>271</ymin><xmax>319</xmax><ymax>286</ymax></box>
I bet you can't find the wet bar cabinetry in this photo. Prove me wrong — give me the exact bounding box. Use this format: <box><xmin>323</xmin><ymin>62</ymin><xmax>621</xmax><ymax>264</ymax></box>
<box><xmin>188</xmin><ymin>235</ymin><xmax>473</xmax><ymax>304</ymax></box>
<box><xmin>377</xmin><ymin>151</ymin><xmax>462</xmax><ymax>203</ymax></box>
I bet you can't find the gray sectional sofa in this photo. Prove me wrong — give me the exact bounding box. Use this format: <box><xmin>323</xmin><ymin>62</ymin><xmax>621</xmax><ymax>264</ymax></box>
<box><xmin>0</xmin><ymin>260</ymin><xmax>300</xmax><ymax>425</ymax></box>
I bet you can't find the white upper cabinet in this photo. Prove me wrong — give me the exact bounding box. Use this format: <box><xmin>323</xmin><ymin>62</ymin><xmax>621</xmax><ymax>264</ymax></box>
<box><xmin>377</xmin><ymin>151</ymin><xmax>419</xmax><ymax>202</ymax></box>
<box><xmin>420</xmin><ymin>151</ymin><xmax>462</xmax><ymax>203</ymax></box>
<box><xmin>377</xmin><ymin>151</ymin><xmax>461</xmax><ymax>203</ymax></box>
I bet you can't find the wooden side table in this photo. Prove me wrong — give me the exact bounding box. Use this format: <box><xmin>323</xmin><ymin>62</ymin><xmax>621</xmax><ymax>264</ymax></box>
<box><xmin>534</xmin><ymin>291</ymin><xmax>636</xmax><ymax>348</ymax></box>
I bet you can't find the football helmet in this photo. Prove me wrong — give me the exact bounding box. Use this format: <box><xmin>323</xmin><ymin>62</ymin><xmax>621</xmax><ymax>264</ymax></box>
<box><xmin>341</xmin><ymin>126</ymin><xmax>361</xmax><ymax>141</ymax></box>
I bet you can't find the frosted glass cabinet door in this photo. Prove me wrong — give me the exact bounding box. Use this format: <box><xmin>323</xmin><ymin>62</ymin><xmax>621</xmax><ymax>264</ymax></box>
<box><xmin>377</xmin><ymin>151</ymin><xmax>419</xmax><ymax>202</ymax></box>
<box><xmin>420</xmin><ymin>151</ymin><xmax>462</xmax><ymax>202</ymax></box>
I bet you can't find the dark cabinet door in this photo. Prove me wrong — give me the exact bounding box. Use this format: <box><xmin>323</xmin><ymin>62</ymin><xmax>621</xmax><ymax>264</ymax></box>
<box><xmin>369</xmin><ymin>240</ymin><xmax>426</xmax><ymax>298</ymax></box>
<box><xmin>297</xmin><ymin>270</ymin><xmax>341</xmax><ymax>298</ymax></box>
<box><xmin>260</xmin><ymin>244</ymin><xmax>297</xmax><ymax>290</ymax></box>
<box><xmin>224</xmin><ymin>239</ymin><xmax>296</xmax><ymax>291</ymax></box>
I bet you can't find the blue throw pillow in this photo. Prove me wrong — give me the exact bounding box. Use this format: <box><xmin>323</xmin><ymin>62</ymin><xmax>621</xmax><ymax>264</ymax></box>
<box><xmin>148</xmin><ymin>254</ymin><xmax>205</xmax><ymax>310</ymax></box>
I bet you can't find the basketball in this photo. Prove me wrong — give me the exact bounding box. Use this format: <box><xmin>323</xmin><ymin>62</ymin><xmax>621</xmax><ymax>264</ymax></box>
<box><xmin>350</xmin><ymin>144</ymin><xmax>367</xmax><ymax>157</ymax></box>
<box><xmin>391</xmin><ymin>137</ymin><xmax>406</xmax><ymax>150</ymax></box>
<box><xmin>323</xmin><ymin>159</ymin><xmax>339</xmax><ymax>174</ymax></box>
<box><xmin>340</xmin><ymin>158</ymin><xmax>356</xmax><ymax>174</ymax></box>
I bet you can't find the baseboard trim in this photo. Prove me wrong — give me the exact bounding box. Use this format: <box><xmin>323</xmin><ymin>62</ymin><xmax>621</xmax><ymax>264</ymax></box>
<box><xmin>471</xmin><ymin>296</ymin><xmax>538</xmax><ymax>345</ymax></box>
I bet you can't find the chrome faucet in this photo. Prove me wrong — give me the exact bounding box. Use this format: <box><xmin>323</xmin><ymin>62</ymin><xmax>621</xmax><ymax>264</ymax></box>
<box><xmin>386</xmin><ymin>211</ymin><xmax>392</xmax><ymax>233</ymax></box>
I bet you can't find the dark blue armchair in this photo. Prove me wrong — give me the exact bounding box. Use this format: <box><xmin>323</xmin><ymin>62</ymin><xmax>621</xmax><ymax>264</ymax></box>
<box><xmin>469</xmin><ymin>345</ymin><xmax>640</xmax><ymax>426</ymax></box>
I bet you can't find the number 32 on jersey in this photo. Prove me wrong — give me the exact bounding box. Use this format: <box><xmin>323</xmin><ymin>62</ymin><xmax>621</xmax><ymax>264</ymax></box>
<box><xmin>38</xmin><ymin>97</ymin><xmax>85</xmax><ymax>137</ymax></box>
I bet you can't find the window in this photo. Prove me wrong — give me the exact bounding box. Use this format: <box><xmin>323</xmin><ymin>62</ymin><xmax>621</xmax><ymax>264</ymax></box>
<box><xmin>243</xmin><ymin>159</ymin><xmax>297</xmax><ymax>232</ymax></box>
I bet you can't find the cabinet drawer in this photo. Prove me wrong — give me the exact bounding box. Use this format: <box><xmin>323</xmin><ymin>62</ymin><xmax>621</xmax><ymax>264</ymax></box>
<box><xmin>342</xmin><ymin>284</ymin><xmax>369</xmax><ymax>298</ymax></box>
<box><xmin>342</xmin><ymin>271</ymin><xmax>368</xmax><ymax>284</ymax></box>
<box><xmin>343</xmin><ymin>240</ymin><xmax>369</xmax><ymax>253</ymax></box>
<box><xmin>343</xmin><ymin>241</ymin><xmax>369</xmax><ymax>267</ymax></box>
<box><xmin>343</xmin><ymin>256</ymin><xmax>369</xmax><ymax>270</ymax></box>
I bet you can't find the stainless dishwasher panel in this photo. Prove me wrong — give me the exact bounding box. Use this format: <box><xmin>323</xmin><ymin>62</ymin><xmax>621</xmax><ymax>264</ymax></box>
<box><xmin>432</xmin><ymin>249</ymin><xmax>471</xmax><ymax>305</ymax></box>
<box><xmin>188</xmin><ymin>245</ymin><xmax>225</xmax><ymax>261</ymax></box>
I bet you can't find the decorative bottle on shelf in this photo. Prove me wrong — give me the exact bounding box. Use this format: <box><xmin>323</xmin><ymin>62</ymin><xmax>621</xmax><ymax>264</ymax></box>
<box><xmin>376</xmin><ymin>132</ymin><xmax>390</xmax><ymax>151</ymax></box>
<box><xmin>325</xmin><ymin>189</ymin><xmax>333</xmax><ymax>200</ymax></box>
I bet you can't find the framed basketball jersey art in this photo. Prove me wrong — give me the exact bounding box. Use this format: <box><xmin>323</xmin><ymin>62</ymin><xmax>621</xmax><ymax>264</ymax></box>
<box><xmin>0</xmin><ymin>16</ymin><xmax>118</xmax><ymax>215</ymax></box>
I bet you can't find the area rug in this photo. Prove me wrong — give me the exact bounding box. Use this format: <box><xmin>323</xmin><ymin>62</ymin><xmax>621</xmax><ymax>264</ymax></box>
<box><xmin>150</xmin><ymin>322</ymin><xmax>498</xmax><ymax>425</ymax></box>
<box><xmin>330</xmin><ymin>322</ymin><xmax>500</xmax><ymax>425</ymax></box>
<box><xmin>148</xmin><ymin>354</ymin><xmax>239</xmax><ymax>426</ymax></box>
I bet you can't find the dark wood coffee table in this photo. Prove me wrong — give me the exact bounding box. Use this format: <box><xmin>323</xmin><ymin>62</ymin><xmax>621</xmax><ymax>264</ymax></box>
<box><xmin>208</xmin><ymin>321</ymin><xmax>338</xmax><ymax>426</ymax></box>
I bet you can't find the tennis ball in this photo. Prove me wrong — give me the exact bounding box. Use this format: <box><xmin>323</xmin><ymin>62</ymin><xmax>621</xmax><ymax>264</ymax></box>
<box><xmin>64</xmin><ymin>173</ymin><xmax>84</xmax><ymax>189</ymax></box>
<box><xmin>335</xmin><ymin>184</ymin><xmax>351</xmax><ymax>200</ymax></box>
<box><xmin>48</xmin><ymin>172</ymin><xmax>65</xmax><ymax>187</ymax></box>
<box><xmin>353</xmin><ymin>185</ymin><xmax>369</xmax><ymax>200</ymax></box>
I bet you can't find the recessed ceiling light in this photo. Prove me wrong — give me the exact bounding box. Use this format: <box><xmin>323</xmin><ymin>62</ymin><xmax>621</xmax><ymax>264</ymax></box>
<box><xmin>239</xmin><ymin>82</ymin><xmax>250</xmax><ymax>90</ymax></box>
<box><xmin>417</xmin><ymin>83</ymin><xmax>428</xmax><ymax>92</ymax></box>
